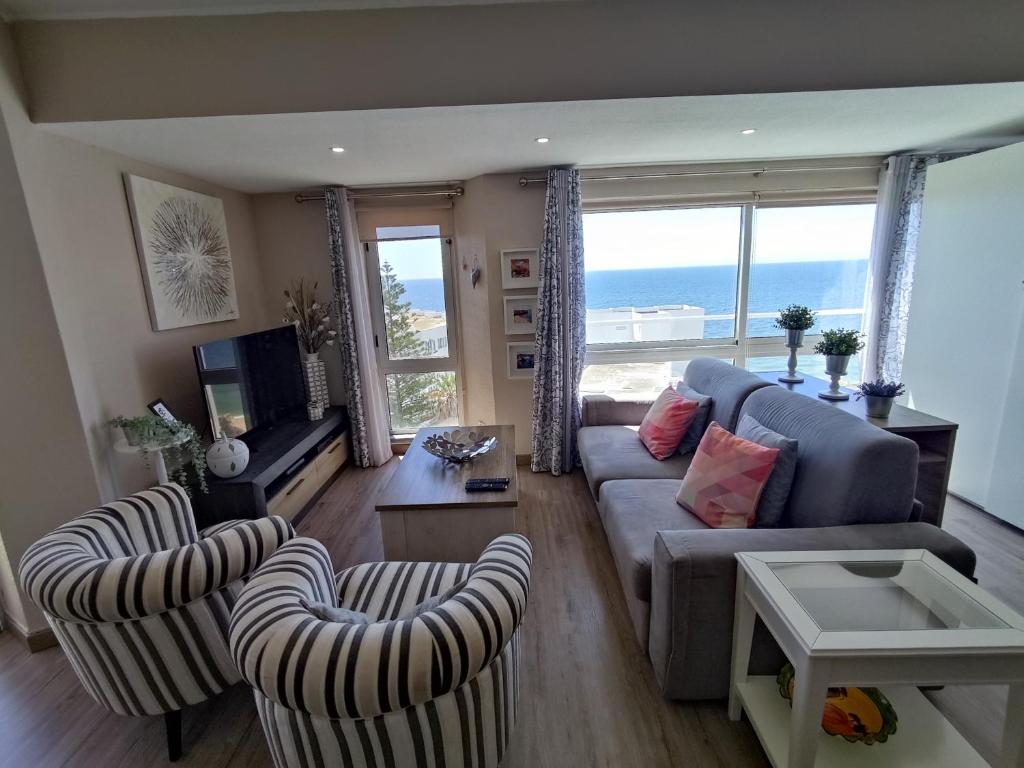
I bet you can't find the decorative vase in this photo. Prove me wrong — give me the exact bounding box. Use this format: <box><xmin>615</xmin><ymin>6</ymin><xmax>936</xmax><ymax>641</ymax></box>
<box><xmin>864</xmin><ymin>395</ymin><xmax>895</xmax><ymax>419</ymax></box>
<box><xmin>819</xmin><ymin>354</ymin><xmax>851</xmax><ymax>401</ymax></box>
<box><xmin>206</xmin><ymin>435</ymin><xmax>250</xmax><ymax>478</ymax></box>
<box><xmin>778</xmin><ymin>328</ymin><xmax>805</xmax><ymax>384</ymax></box>
<box><xmin>301</xmin><ymin>351</ymin><xmax>329</xmax><ymax>416</ymax></box>
<box><xmin>307</xmin><ymin>401</ymin><xmax>324</xmax><ymax>421</ymax></box>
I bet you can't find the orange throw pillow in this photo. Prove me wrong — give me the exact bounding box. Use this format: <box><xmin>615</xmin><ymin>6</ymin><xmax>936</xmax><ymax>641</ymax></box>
<box><xmin>675</xmin><ymin>422</ymin><xmax>780</xmax><ymax>528</ymax></box>
<box><xmin>638</xmin><ymin>387</ymin><xmax>700</xmax><ymax>460</ymax></box>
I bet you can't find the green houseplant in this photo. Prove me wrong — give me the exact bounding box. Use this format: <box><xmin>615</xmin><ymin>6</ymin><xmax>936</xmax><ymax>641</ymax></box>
<box><xmin>110</xmin><ymin>415</ymin><xmax>208</xmax><ymax>494</ymax></box>
<box><xmin>855</xmin><ymin>379</ymin><xmax>906</xmax><ymax>419</ymax></box>
<box><xmin>774</xmin><ymin>305</ymin><xmax>817</xmax><ymax>384</ymax></box>
<box><xmin>813</xmin><ymin>328</ymin><xmax>864</xmax><ymax>401</ymax></box>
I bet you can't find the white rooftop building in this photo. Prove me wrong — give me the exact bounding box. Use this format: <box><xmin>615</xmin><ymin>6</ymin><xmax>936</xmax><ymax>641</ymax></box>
<box><xmin>586</xmin><ymin>305</ymin><xmax>706</xmax><ymax>345</ymax></box>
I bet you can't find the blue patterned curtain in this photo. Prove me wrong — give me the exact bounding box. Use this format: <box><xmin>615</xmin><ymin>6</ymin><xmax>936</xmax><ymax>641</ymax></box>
<box><xmin>863</xmin><ymin>153</ymin><xmax>962</xmax><ymax>382</ymax></box>
<box><xmin>325</xmin><ymin>187</ymin><xmax>393</xmax><ymax>467</ymax></box>
<box><xmin>531</xmin><ymin>169</ymin><xmax>586</xmax><ymax>475</ymax></box>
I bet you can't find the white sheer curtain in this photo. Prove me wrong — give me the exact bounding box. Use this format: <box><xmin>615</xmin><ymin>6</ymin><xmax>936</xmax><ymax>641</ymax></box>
<box><xmin>861</xmin><ymin>156</ymin><xmax>907</xmax><ymax>382</ymax></box>
<box><xmin>325</xmin><ymin>187</ymin><xmax>393</xmax><ymax>467</ymax></box>
<box><xmin>862</xmin><ymin>154</ymin><xmax>961</xmax><ymax>382</ymax></box>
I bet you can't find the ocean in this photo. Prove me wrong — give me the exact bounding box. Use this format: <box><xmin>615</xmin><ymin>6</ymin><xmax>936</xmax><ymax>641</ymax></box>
<box><xmin>399</xmin><ymin>259</ymin><xmax>869</xmax><ymax>338</ymax></box>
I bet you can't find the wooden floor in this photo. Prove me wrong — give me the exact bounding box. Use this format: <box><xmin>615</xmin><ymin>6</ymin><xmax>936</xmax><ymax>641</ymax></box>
<box><xmin>0</xmin><ymin>465</ymin><xmax>1020</xmax><ymax>767</ymax></box>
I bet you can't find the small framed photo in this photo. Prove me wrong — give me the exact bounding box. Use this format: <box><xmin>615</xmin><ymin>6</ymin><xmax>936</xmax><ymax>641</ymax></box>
<box><xmin>500</xmin><ymin>248</ymin><xmax>540</xmax><ymax>290</ymax></box>
<box><xmin>147</xmin><ymin>398</ymin><xmax>177</xmax><ymax>423</ymax></box>
<box><xmin>507</xmin><ymin>342</ymin><xmax>536</xmax><ymax>379</ymax></box>
<box><xmin>504</xmin><ymin>295</ymin><xmax>539</xmax><ymax>336</ymax></box>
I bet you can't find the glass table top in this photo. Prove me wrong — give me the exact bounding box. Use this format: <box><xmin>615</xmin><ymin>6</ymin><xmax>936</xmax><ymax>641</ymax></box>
<box><xmin>768</xmin><ymin>559</ymin><xmax>1009</xmax><ymax>632</ymax></box>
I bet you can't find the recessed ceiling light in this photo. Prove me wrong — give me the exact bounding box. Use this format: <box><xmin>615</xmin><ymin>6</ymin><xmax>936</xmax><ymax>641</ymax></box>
<box><xmin>741</xmin><ymin>129</ymin><xmax>756</xmax><ymax>135</ymax></box>
<box><xmin>535</xmin><ymin>137</ymin><xmax>550</xmax><ymax>144</ymax></box>
<box><xmin>331</xmin><ymin>146</ymin><xmax>345</xmax><ymax>153</ymax></box>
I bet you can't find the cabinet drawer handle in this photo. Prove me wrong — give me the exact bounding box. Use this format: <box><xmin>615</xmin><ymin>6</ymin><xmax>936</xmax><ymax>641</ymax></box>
<box><xmin>285</xmin><ymin>477</ymin><xmax>306</xmax><ymax>496</ymax></box>
<box><xmin>327</xmin><ymin>442</ymin><xmax>340</xmax><ymax>455</ymax></box>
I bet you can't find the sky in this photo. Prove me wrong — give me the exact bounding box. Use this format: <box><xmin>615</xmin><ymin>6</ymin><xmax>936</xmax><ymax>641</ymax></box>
<box><xmin>373</xmin><ymin>203</ymin><xmax>877</xmax><ymax>280</ymax></box>
<box><xmin>582</xmin><ymin>203</ymin><xmax>876</xmax><ymax>271</ymax></box>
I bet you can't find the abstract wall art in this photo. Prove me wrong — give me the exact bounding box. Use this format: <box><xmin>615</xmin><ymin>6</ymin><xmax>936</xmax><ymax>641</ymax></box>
<box><xmin>125</xmin><ymin>174</ymin><xmax>239</xmax><ymax>330</ymax></box>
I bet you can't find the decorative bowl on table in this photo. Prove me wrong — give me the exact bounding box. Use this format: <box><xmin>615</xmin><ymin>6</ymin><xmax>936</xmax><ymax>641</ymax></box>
<box><xmin>422</xmin><ymin>429</ymin><xmax>497</xmax><ymax>464</ymax></box>
<box><xmin>777</xmin><ymin>663</ymin><xmax>898</xmax><ymax>745</ymax></box>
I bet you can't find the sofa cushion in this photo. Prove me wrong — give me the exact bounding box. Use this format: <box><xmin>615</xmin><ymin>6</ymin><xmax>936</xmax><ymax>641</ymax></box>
<box><xmin>675</xmin><ymin>423</ymin><xmax>780</xmax><ymax>529</ymax></box>
<box><xmin>578</xmin><ymin>426</ymin><xmax>692</xmax><ymax>498</ymax></box>
<box><xmin>682</xmin><ymin>358</ymin><xmax>773</xmax><ymax>432</ymax></box>
<box><xmin>738</xmin><ymin>387</ymin><xmax>918</xmax><ymax>527</ymax></box>
<box><xmin>599</xmin><ymin>479</ymin><xmax>708</xmax><ymax>602</ymax></box>
<box><xmin>674</xmin><ymin>383</ymin><xmax>713</xmax><ymax>455</ymax></box>
<box><xmin>638</xmin><ymin>387</ymin><xmax>700</xmax><ymax>459</ymax></box>
<box><xmin>736</xmin><ymin>414</ymin><xmax>799</xmax><ymax>528</ymax></box>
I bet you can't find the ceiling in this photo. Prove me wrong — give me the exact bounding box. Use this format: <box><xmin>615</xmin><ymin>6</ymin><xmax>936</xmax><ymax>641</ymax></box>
<box><xmin>44</xmin><ymin>83</ymin><xmax>1024</xmax><ymax>194</ymax></box>
<box><xmin>0</xmin><ymin>0</ymin><xmax>573</xmax><ymax>21</ymax></box>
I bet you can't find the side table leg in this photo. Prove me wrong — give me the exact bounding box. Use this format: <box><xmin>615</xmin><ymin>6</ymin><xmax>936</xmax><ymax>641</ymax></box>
<box><xmin>729</xmin><ymin>567</ymin><xmax>756</xmax><ymax>721</ymax></box>
<box><xmin>787</xmin><ymin>659</ymin><xmax>829</xmax><ymax>768</ymax></box>
<box><xmin>1002</xmin><ymin>683</ymin><xmax>1024</xmax><ymax>768</ymax></box>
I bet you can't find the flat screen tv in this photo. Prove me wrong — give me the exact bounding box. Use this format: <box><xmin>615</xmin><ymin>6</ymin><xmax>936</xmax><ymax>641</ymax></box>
<box><xmin>193</xmin><ymin>325</ymin><xmax>306</xmax><ymax>439</ymax></box>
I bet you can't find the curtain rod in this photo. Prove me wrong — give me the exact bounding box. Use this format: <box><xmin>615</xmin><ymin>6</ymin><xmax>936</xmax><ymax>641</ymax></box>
<box><xmin>294</xmin><ymin>186</ymin><xmax>464</xmax><ymax>203</ymax></box>
<box><xmin>517</xmin><ymin>163</ymin><xmax>884</xmax><ymax>186</ymax></box>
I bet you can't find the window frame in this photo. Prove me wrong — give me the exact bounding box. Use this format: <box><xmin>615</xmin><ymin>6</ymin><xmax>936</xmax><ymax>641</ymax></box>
<box><xmin>582</xmin><ymin>195</ymin><xmax>876</xmax><ymax>372</ymax></box>
<box><xmin>364</xmin><ymin>236</ymin><xmax>463</xmax><ymax>438</ymax></box>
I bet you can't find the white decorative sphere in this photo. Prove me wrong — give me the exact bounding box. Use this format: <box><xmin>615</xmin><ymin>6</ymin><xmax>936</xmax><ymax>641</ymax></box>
<box><xmin>206</xmin><ymin>436</ymin><xmax>250</xmax><ymax>479</ymax></box>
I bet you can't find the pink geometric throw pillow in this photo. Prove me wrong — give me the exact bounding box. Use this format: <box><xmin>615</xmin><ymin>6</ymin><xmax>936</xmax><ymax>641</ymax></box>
<box><xmin>675</xmin><ymin>422</ymin><xmax>780</xmax><ymax>528</ymax></box>
<box><xmin>638</xmin><ymin>387</ymin><xmax>700</xmax><ymax>460</ymax></box>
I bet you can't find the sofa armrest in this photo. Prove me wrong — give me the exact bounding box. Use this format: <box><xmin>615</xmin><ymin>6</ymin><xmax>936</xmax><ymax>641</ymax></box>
<box><xmin>648</xmin><ymin>523</ymin><xmax>976</xmax><ymax>700</ymax></box>
<box><xmin>581</xmin><ymin>394</ymin><xmax>652</xmax><ymax>427</ymax></box>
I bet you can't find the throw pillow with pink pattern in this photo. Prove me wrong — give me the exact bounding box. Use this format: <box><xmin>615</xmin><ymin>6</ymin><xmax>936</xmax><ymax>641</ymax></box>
<box><xmin>675</xmin><ymin>422</ymin><xmax>780</xmax><ymax>528</ymax></box>
<box><xmin>637</xmin><ymin>387</ymin><xmax>700</xmax><ymax>460</ymax></box>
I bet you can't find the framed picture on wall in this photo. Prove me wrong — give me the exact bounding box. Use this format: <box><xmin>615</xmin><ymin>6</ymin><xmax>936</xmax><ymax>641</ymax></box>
<box><xmin>503</xmin><ymin>295</ymin><xmax>539</xmax><ymax>336</ymax></box>
<box><xmin>500</xmin><ymin>248</ymin><xmax>540</xmax><ymax>290</ymax></box>
<box><xmin>124</xmin><ymin>174</ymin><xmax>239</xmax><ymax>331</ymax></box>
<box><xmin>507</xmin><ymin>342</ymin><xmax>536</xmax><ymax>379</ymax></box>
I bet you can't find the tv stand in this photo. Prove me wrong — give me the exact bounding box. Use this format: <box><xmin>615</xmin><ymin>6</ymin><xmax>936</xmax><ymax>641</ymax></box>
<box><xmin>192</xmin><ymin>406</ymin><xmax>349</xmax><ymax>528</ymax></box>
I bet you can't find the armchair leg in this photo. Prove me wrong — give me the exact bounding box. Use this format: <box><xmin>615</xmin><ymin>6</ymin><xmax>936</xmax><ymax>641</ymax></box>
<box><xmin>164</xmin><ymin>710</ymin><xmax>182</xmax><ymax>762</ymax></box>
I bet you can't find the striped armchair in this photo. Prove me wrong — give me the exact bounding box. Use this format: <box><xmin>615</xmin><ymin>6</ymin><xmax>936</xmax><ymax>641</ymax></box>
<box><xmin>230</xmin><ymin>533</ymin><xmax>533</xmax><ymax>768</ymax></box>
<box><xmin>18</xmin><ymin>483</ymin><xmax>295</xmax><ymax>761</ymax></box>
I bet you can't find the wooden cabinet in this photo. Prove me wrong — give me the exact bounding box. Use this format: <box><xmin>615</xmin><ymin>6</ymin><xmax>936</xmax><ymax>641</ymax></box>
<box><xmin>191</xmin><ymin>407</ymin><xmax>350</xmax><ymax>528</ymax></box>
<box><xmin>266</xmin><ymin>460</ymin><xmax>320</xmax><ymax>522</ymax></box>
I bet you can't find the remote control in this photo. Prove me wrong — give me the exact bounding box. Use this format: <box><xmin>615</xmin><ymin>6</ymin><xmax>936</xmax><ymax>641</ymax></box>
<box><xmin>467</xmin><ymin>477</ymin><xmax>510</xmax><ymax>485</ymax></box>
<box><xmin>465</xmin><ymin>480</ymin><xmax>509</xmax><ymax>492</ymax></box>
<box><xmin>465</xmin><ymin>479</ymin><xmax>509</xmax><ymax>490</ymax></box>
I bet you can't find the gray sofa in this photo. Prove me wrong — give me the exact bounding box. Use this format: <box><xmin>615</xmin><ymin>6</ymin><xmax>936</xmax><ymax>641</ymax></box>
<box><xmin>578</xmin><ymin>358</ymin><xmax>976</xmax><ymax>700</ymax></box>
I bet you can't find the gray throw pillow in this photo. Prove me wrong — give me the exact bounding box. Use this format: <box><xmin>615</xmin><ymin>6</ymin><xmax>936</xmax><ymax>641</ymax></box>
<box><xmin>736</xmin><ymin>414</ymin><xmax>798</xmax><ymax>528</ymax></box>
<box><xmin>674</xmin><ymin>383</ymin><xmax>713</xmax><ymax>455</ymax></box>
<box><xmin>398</xmin><ymin>580</ymin><xmax>467</xmax><ymax>620</ymax></box>
<box><xmin>300</xmin><ymin>599</ymin><xmax>370</xmax><ymax>624</ymax></box>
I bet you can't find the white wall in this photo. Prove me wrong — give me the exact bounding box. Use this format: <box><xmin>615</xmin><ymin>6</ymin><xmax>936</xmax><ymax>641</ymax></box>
<box><xmin>903</xmin><ymin>142</ymin><xmax>1024</xmax><ymax>525</ymax></box>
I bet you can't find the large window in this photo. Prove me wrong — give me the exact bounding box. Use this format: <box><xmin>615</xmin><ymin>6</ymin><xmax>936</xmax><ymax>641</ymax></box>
<box><xmin>366</xmin><ymin>227</ymin><xmax>460</xmax><ymax>436</ymax></box>
<box><xmin>582</xmin><ymin>202</ymin><xmax>875</xmax><ymax>390</ymax></box>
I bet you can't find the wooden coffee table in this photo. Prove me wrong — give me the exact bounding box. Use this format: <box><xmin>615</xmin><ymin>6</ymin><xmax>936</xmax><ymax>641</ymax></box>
<box><xmin>376</xmin><ymin>425</ymin><xmax>518</xmax><ymax>563</ymax></box>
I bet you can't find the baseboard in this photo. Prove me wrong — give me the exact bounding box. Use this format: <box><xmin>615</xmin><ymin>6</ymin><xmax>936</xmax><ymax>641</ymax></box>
<box><xmin>7</xmin><ymin>620</ymin><xmax>58</xmax><ymax>653</ymax></box>
<box><xmin>516</xmin><ymin>454</ymin><xmax>531</xmax><ymax>466</ymax></box>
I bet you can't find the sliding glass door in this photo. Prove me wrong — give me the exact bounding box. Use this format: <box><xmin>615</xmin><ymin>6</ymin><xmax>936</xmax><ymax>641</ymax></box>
<box><xmin>365</xmin><ymin>234</ymin><xmax>461</xmax><ymax>437</ymax></box>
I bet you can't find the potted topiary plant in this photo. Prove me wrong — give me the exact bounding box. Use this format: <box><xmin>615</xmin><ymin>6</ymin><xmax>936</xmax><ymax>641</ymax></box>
<box><xmin>774</xmin><ymin>305</ymin><xmax>817</xmax><ymax>384</ymax></box>
<box><xmin>855</xmin><ymin>379</ymin><xmax>906</xmax><ymax>419</ymax></box>
<box><xmin>813</xmin><ymin>328</ymin><xmax>864</xmax><ymax>401</ymax></box>
<box><xmin>110</xmin><ymin>415</ymin><xmax>209</xmax><ymax>494</ymax></box>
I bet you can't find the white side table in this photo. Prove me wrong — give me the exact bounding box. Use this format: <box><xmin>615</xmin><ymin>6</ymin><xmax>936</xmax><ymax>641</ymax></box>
<box><xmin>113</xmin><ymin>435</ymin><xmax>188</xmax><ymax>484</ymax></box>
<box><xmin>729</xmin><ymin>549</ymin><xmax>1024</xmax><ymax>768</ymax></box>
